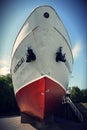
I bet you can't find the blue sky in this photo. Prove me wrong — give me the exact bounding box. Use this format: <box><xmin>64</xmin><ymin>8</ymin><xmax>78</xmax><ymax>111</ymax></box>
<box><xmin>0</xmin><ymin>0</ymin><xmax>87</xmax><ymax>89</ymax></box>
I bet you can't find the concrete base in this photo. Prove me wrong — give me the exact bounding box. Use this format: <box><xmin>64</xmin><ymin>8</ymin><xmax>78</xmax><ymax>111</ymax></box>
<box><xmin>21</xmin><ymin>113</ymin><xmax>55</xmax><ymax>129</ymax></box>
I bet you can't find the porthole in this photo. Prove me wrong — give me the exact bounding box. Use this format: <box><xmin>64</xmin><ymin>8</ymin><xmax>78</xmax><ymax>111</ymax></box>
<box><xmin>43</xmin><ymin>12</ymin><xmax>50</xmax><ymax>18</ymax></box>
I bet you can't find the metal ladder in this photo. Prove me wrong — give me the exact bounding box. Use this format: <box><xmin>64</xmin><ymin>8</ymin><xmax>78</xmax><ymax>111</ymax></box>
<box><xmin>62</xmin><ymin>96</ymin><xmax>84</xmax><ymax>122</ymax></box>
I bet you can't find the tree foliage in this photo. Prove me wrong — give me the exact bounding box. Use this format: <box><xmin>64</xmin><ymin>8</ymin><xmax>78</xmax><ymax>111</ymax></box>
<box><xmin>0</xmin><ymin>74</ymin><xmax>20</xmax><ymax>115</ymax></box>
<box><xmin>70</xmin><ymin>86</ymin><xmax>87</xmax><ymax>103</ymax></box>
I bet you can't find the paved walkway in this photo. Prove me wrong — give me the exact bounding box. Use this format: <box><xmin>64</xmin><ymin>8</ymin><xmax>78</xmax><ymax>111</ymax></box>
<box><xmin>0</xmin><ymin>116</ymin><xmax>87</xmax><ymax>130</ymax></box>
<box><xmin>0</xmin><ymin>116</ymin><xmax>37</xmax><ymax>130</ymax></box>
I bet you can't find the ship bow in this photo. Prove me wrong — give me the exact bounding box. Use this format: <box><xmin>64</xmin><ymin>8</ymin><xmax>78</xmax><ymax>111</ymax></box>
<box><xmin>16</xmin><ymin>75</ymin><xmax>66</xmax><ymax>119</ymax></box>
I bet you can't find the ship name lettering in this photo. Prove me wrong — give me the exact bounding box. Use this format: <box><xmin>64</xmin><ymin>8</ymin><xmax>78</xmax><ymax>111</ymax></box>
<box><xmin>13</xmin><ymin>57</ymin><xmax>25</xmax><ymax>73</ymax></box>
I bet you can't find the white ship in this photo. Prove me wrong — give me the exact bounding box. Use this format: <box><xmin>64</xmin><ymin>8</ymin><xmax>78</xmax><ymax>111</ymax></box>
<box><xmin>11</xmin><ymin>5</ymin><xmax>73</xmax><ymax>119</ymax></box>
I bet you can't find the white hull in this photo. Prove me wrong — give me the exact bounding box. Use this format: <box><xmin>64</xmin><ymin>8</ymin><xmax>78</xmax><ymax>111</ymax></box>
<box><xmin>11</xmin><ymin>6</ymin><xmax>73</xmax><ymax>119</ymax></box>
<box><xmin>11</xmin><ymin>6</ymin><xmax>73</xmax><ymax>92</ymax></box>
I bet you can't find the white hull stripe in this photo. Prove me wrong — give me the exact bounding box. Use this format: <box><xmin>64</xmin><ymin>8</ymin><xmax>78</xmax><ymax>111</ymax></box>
<box><xmin>16</xmin><ymin>74</ymin><xmax>66</xmax><ymax>94</ymax></box>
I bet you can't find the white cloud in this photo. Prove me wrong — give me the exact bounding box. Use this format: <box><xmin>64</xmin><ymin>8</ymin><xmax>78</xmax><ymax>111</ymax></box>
<box><xmin>0</xmin><ymin>67</ymin><xmax>10</xmax><ymax>75</ymax></box>
<box><xmin>0</xmin><ymin>56</ymin><xmax>11</xmax><ymax>75</ymax></box>
<box><xmin>72</xmin><ymin>42</ymin><xmax>81</xmax><ymax>58</ymax></box>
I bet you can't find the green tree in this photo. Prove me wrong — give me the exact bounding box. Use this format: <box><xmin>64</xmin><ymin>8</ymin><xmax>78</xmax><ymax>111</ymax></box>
<box><xmin>70</xmin><ymin>86</ymin><xmax>87</xmax><ymax>103</ymax></box>
<box><xmin>0</xmin><ymin>74</ymin><xmax>20</xmax><ymax>115</ymax></box>
<box><xmin>70</xmin><ymin>86</ymin><xmax>83</xmax><ymax>103</ymax></box>
<box><xmin>81</xmin><ymin>89</ymin><xmax>87</xmax><ymax>102</ymax></box>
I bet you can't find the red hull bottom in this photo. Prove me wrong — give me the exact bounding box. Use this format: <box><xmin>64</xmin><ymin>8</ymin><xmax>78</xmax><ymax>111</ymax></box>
<box><xmin>16</xmin><ymin>76</ymin><xmax>66</xmax><ymax>119</ymax></box>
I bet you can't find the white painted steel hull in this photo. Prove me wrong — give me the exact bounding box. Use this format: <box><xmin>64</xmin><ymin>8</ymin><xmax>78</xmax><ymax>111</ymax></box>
<box><xmin>11</xmin><ymin>6</ymin><xmax>73</xmax><ymax>119</ymax></box>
